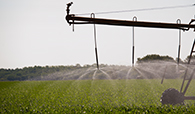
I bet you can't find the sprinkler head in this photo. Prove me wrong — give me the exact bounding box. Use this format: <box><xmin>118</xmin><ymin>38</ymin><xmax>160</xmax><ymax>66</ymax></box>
<box><xmin>66</xmin><ymin>2</ymin><xmax>73</xmax><ymax>15</ymax></box>
<box><xmin>67</xmin><ymin>2</ymin><xmax>73</xmax><ymax>7</ymax></box>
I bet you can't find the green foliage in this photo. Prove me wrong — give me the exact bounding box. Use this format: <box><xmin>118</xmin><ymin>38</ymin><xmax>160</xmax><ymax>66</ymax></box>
<box><xmin>185</xmin><ymin>55</ymin><xmax>195</xmax><ymax>64</ymax></box>
<box><xmin>137</xmin><ymin>54</ymin><xmax>174</xmax><ymax>62</ymax></box>
<box><xmin>186</xmin><ymin>55</ymin><xmax>195</xmax><ymax>60</ymax></box>
<box><xmin>0</xmin><ymin>64</ymin><xmax>99</xmax><ymax>81</ymax></box>
<box><xmin>0</xmin><ymin>80</ymin><xmax>195</xmax><ymax>113</ymax></box>
<box><xmin>0</xmin><ymin>53</ymin><xmax>193</xmax><ymax>81</ymax></box>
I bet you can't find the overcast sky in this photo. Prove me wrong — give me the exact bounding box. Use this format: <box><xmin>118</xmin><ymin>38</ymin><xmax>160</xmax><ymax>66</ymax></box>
<box><xmin>0</xmin><ymin>0</ymin><xmax>195</xmax><ymax>69</ymax></box>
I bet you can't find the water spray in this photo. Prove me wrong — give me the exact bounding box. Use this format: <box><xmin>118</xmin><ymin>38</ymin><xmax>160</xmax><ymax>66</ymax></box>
<box><xmin>66</xmin><ymin>2</ymin><xmax>195</xmax><ymax>105</ymax></box>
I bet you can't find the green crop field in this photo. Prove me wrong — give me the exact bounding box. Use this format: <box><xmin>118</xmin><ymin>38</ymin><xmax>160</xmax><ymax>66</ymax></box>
<box><xmin>1</xmin><ymin>79</ymin><xmax>195</xmax><ymax>113</ymax></box>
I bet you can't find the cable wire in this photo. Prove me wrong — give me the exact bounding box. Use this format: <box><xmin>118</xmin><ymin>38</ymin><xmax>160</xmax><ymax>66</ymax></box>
<box><xmin>75</xmin><ymin>4</ymin><xmax>195</xmax><ymax>16</ymax></box>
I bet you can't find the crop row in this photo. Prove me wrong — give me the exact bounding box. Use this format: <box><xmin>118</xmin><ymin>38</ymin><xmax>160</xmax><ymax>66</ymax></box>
<box><xmin>0</xmin><ymin>79</ymin><xmax>195</xmax><ymax>113</ymax></box>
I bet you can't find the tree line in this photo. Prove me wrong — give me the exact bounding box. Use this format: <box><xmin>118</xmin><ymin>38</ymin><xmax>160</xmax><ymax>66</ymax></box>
<box><xmin>137</xmin><ymin>54</ymin><xmax>195</xmax><ymax>64</ymax></box>
<box><xmin>0</xmin><ymin>54</ymin><xmax>194</xmax><ymax>81</ymax></box>
<box><xmin>0</xmin><ymin>64</ymin><xmax>92</xmax><ymax>81</ymax></box>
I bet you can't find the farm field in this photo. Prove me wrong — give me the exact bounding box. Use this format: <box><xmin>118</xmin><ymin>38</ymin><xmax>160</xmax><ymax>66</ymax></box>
<box><xmin>1</xmin><ymin>79</ymin><xmax>195</xmax><ymax>113</ymax></box>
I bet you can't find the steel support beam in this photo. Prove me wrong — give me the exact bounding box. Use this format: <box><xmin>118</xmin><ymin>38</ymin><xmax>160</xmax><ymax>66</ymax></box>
<box><xmin>66</xmin><ymin>15</ymin><xmax>195</xmax><ymax>30</ymax></box>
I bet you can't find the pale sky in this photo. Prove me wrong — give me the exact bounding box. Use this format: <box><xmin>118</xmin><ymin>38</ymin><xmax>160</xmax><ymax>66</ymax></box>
<box><xmin>0</xmin><ymin>0</ymin><xmax>195</xmax><ymax>69</ymax></box>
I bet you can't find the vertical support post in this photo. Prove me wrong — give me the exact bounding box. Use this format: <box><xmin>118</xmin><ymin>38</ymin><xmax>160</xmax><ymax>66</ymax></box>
<box><xmin>132</xmin><ymin>16</ymin><xmax>137</xmax><ymax>67</ymax></box>
<box><xmin>182</xmin><ymin>69</ymin><xmax>195</xmax><ymax>95</ymax></box>
<box><xmin>177</xmin><ymin>19</ymin><xmax>181</xmax><ymax>65</ymax></box>
<box><xmin>91</xmin><ymin>13</ymin><xmax>99</xmax><ymax>70</ymax></box>
<box><xmin>180</xmin><ymin>39</ymin><xmax>195</xmax><ymax>93</ymax></box>
<box><xmin>180</xmin><ymin>67</ymin><xmax>188</xmax><ymax>93</ymax></box>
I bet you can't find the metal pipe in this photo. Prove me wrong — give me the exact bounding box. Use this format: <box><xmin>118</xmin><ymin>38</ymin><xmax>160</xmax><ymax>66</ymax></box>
<box><xmin>178</xmin><ymin>45</ymin><xmax>181</xmax><ymax>64</ymax></box>
<box><xmin>132</xmin><ymin>46</ymin><xmax>134</xmax><ymax>66</ymax></box>
<box><xmin>177</xmin><ymin>45</ymin><xmax>181</xmax><ymax>65</ymax></box>
<box><xmin>95</xmin><ymin>48</ymin><xmax>99</xmax><ymax>70</ymax></box>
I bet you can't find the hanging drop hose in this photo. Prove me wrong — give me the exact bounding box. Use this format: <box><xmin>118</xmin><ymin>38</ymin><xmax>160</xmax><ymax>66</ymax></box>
<box><xmin>177</xmin><ymin>19</ymin><xmax>181</xmax><ymax>65</ymax></box>
<box><xmin>91</xmin><ymin>13</ymin><xmax>99</xmax><ymax>70</ymax></box>
<box><xmin>132</xmin><ymin>16</ymin><xmax>137</xmax><ymax>67</ymax></box>
<box><xmin>132</xmin><ymin>25</ymin><xmax>135</xmax><ymax>67</ymax></box>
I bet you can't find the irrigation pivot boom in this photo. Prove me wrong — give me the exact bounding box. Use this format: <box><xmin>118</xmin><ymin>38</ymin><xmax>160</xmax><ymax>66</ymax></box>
<box><xmin>66</xmin><ymin>3</ymin><xmax>195</xmax><ymax>31</ymax></box>
<box><xmin>66</xmin><ymin>2</ymin><xmax>195</xmax><ymax>105</ymax></box>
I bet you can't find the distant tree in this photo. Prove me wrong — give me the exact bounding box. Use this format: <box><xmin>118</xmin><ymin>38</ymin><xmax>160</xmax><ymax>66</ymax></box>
<box><xmin>75</xmin><ymin>64</ymin><xmax>81</xmax><ymax>68</ymax></box>
<box><xmin>7</xmin><ymin>75</ymin><xmax>19</xmax><ymax>81</ymax></box>
<box><xmin>184</xmin><ymin>55</ymin><xmax>195</xmax><ymax>64</ymax></box>
<box><xmin>137</xmin><ymin>54</ymin><xmax>174</xmax><ymax>62</ymax></box>
<box><xmin>83</xmin><ymin>64</ymin><xmax>90</xmax><ymax>68</ymax></box>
